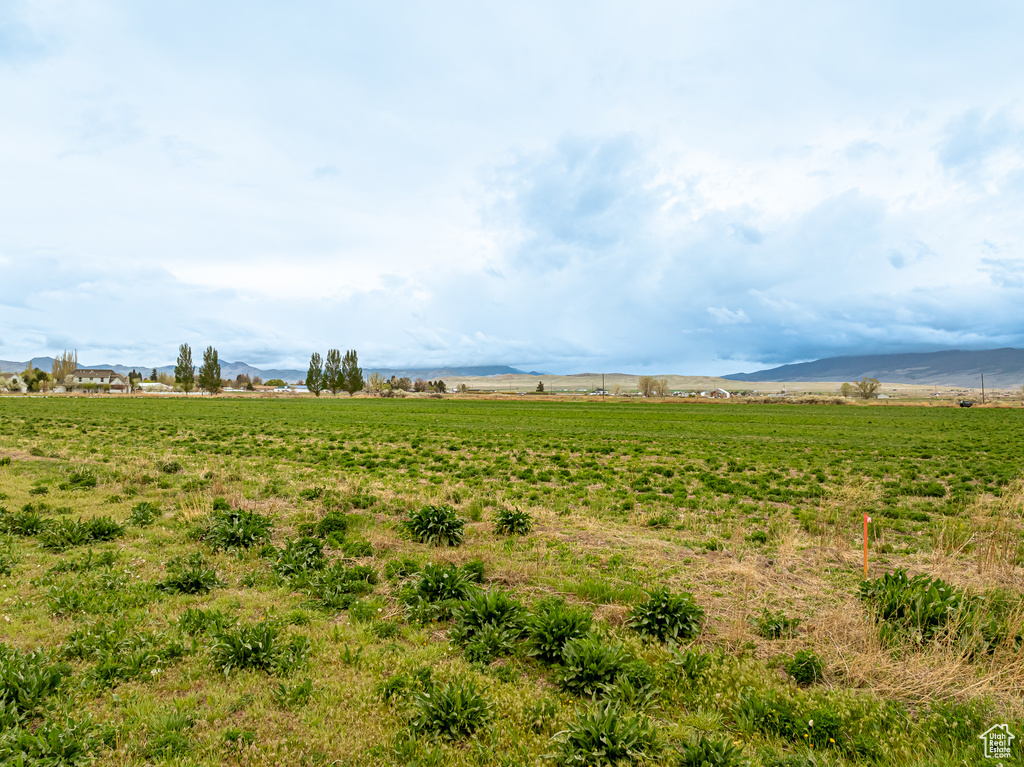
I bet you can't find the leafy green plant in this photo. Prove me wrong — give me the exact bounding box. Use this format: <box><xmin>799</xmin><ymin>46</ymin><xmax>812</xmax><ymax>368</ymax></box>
<box><xmin>158</xmin><ymin>552</ymin><xmax>224</xmax><ymax>594</ymax></box>
<box><xmin>493</xmin><ymin>506</ymin><xmax>533</xmax><ymax>535</ymax></box>
<box><xmin>402</xmin><ymin>504</ymin><xmax>465</xmax><ymax>546</ymax></box>
<box><xmin>627</xmin><ymin>588</ymin><xmax>705</xmax><ymax>642</ymax></box>
<box><xmin>527</xmin><ymin>597</ymin><xmax>593</xmax><ymax>664</ymax></box>
<box><xmin>209</xmin><ymin>621</ymin><xmax>310</xmax><ymax>676</ymax></box>
<box><xmin>676</xmin><ymin>734</ymin><xmax>745</xmax><ymax>767</ymax></box>
<box><xmin>1</xmin><ymin>507</ymin><xmax>47</xmax><ymax>536</ymax></box>
<box><xmin>39</xmin><ymin>517</ymin><xmax>123</xmax><ymax>551</ymax></box>
<box><xmin>754</xmin><ymin>609</ymin><xmax>802</xmax><ymax>639</ymax></box>
<box><xmin>128</xmin><ymin>501</ymin><xmax>161</xmax><ymax>526</ymax></box>
<box><xmin>59</xmin><ymin>471</ymin><xmax>98</xmax><ymax>491</ymax></box>
<box><xmin>205</xmin><ymin>507</ymin><xmax>272</xmax><ymax>551</ymax></box>
<box><xmin>450</xmin><ymin>589</ymin><xmax>526</xmax><ymax>662</ymax></box>
<box><xmin>859</xmin><ymin>569</ymin><xmax>974</xmax><ymax>645</ymax></box>
<box><xmin>552</xmin><ymin>700</ymin><xmax>661</xmax><ymax>766</ymax></box>
<box><xmin>555</xmin><ymin>635</ymin><xmax>629</xmax><ymax>697</ymax></box>
<box><xmin>272</xmin><ymin>677</ymin><xmax>314</xmax><ymax>708</ymax></box>
<box><xmin>0</xmin><ymin>714</ymin><xmax>103</xmax><ymax>766</ymax></box>
<box><xmin>785</xmin><ymin>649</ymin><xmax>824</xmax><ymax>686</ymax></box>
<box><xmin>409</xmin><ymin>678</ymin><xmax>490</xmax><ymax>740</ymax></box>
<box><xmin>0</xmin><ymin>644</ymin><xmax>70</xmax><ymax>717</ymax></box>
<box><xmin>308</xmin><ymin>563</ymin><xmax>378</xmax><ymax>610</ymax></box>
<box><xmin>272</xmin><ymin>537</ymin><xmax>327</xmax><ymax>579</ymax></box>
<box><xmin>177</xmin><ymin>607</ymin><xmax>236</xmax><ymax>636</ymax></box>
<box><xmin>0</xmin><ymin>536</ymin><xmax>18</xmax><ymax>576</ymax></box>
<box><xmin>340</xmin><ymin>538</ymin><xmax>373</xmax><ymax>557</ymax></box>
<box><xmin>408</xmin><ymin>562</ymin><xmax>476</xmax><ymax>603</ymax></box>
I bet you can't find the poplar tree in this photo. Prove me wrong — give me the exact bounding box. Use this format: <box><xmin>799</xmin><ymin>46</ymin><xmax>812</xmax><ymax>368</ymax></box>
<box><xmin>175</xmin><ymin>344</ymin><xmax>195</xmax><ymax>393</ymax></box>
<box><xmin>197</xmin><ymin>346</ymin><xmax>221</xmax><ymax>395</ymax></box>
<box><xmin>324</xmin><ymin>349</ymin><xmax>343</xmax><ymax>396</ymax></box>
<box><xmin>342</xmin><ymin>349</ymin><xmax>363</xmax><ymax>396</ymax></box>
<box><xmin>306</xmin><ymin>352</ymin><xmax>324</xmax><ymax>397</ymax></box>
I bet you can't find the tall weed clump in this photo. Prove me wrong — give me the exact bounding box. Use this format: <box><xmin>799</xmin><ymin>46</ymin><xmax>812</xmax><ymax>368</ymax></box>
<box><xmin>450</xmin><ymin>589</ymin><xmax>526</xmax><ymax>662</ymax></box>
<box><xmin>555</xmin><ymin>635</ymin><xmax>630</xmax><ymax>697</ymax></box>
<box><xmin>209</xmin><ymin>620</ymin><xmax>310</xmax><ymax>676</ymax></box>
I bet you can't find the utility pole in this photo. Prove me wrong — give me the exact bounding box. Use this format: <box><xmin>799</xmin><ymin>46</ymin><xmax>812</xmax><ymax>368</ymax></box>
<box><xmin>602</xmin><ymin>373</ymin><xmax>605</xmax><ymax>402</ymax></box>
<box><xmin>981</xmin><ymin>373</ymin><xmax>985</xmax><ymax>405</ymax></box>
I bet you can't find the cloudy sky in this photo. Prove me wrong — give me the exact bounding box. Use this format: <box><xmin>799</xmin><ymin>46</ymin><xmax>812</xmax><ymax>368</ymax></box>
<box><xmin>2</xmin><ymin>2</ymin><xmax>1024</xmax><ymax>374</ymax></box>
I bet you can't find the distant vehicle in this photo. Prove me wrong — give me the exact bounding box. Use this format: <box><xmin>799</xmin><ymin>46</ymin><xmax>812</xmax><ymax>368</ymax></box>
<box><xmin>958</xmin><ymin>400</ymin><xmax>974</xmax><ymax>408</ymax></box>
<box><xmin>590</xmin><ymin>389</ymin><xmax>609</xmax><ymax>396</ymax></box>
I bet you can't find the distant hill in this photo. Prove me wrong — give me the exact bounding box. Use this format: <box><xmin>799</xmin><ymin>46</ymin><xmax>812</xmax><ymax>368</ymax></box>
<box><xmin>725</xmin><ymin>348</ymin><xmax>1024</xmax><ymax>388</ymax></box>
<box><xmin>0</xmin><ymin>358</ymin><xmax>528</xmax><ymax>384</ymax></box>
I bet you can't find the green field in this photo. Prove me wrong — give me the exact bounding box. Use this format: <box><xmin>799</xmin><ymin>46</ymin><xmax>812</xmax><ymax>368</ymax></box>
<box><xmin>0</xmin><ymin>397</ymin><xmax>1022</xmax><ymax>766</ymax></box>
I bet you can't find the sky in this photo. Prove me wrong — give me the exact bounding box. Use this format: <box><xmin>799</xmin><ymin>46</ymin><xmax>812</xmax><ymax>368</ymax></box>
<box><xmin>2</xmin><ymin>1</ymin><xmax>1024</xmax><ymax>375</ymax></box>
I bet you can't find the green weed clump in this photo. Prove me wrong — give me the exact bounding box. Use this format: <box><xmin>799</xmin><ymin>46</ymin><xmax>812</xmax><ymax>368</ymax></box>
<box><xmin>627</xmin><ymin>588</ymin><xmax>705</xmax><ymax>642</ymax></box>
<box><xmin>272</xmin><ymin>537</ymin><xmax>327</xmax><ymax>580</ymax></box>
<box><xmin>307</xmin><ymin>563</ymin><xmax>378</xmax><ymax>610</ymax></box>
<box><xmin>0</xmin><ymin>644</ymin><xmax>70</xmax><ymax>722</ymax></box>
<box><xmin>493</xmin><ymin>506</ymin><xmax>533</xmax><ymax>535</ymax></box>
<box><xmin>527</xmin><ymin>597</ymin><xmax>593</xmax><ymax>664</ymax></box>
<box><xmin>555</xmin><ymin>635</ymin><xmax>629</xmax><ymax>697</ymax></box>
<box><xmin>676</xmin><ymin>734</ymin><xmax>745</xmax><ymax>767</ymax></box>
<box><xmin>1</xmin><ymin>506</ymin><xmax>47</xmax><ymax>536</ymax></box>
<box><xmin>58</xmin><ymin>471</ymin><xmax>97</xmax><ymax>491</ymax></box>
<box><xmin>128</xmin><ymin>501</ymin><xmax>161</xmax><ymax>526</ymax></box>
<box><xmin>552</xmin><ymin>700</ymin><xmax>661</xmax><ymax>766</ymax></box>
<box><xmin>0</xmin><ymin>536</ymin><xmax>17</xmax><ymax>576</ymax></box>
<box><xmin>409</xmin><ymin>678</ymin><xmax>490</xmax><ymax>740</ymax></box>
<box><xmin>754</xmin><ymin>609</ymin><xmax>802</xmax><ymax>639</ymax></box>
<box><xmin>39</xmin><ymin>517</ymin><xmax>124</xmax><ymax>552</ymax></box>
<box><xmin>450</xmin><ymin>590</ymin><xmax>526</xmax><ymax>662</ymax></box>
<box><xmin>859</xmin><ymin>569</ymin><xmax>999</xmax><ymax>649</ymax></box>
<box><xmin>158</xmin><ymin>552</ymin><xmax>224</xmax><ymax>594</ymax></box>
<box><xmin>402</xmin><ymin>504</ymin><xmax>465</xmax><ymax>546</ymax></box>
<box><xmin>176</xmin><ymin>608</ymin><xmax>236</xmax><ymax>636</ymax></box>
<box><xmin>209</xmin><ymin>621</ymin><xmax>310</xmax><ymax>676</ymax></box>
<box><xmin>204</xmin><ymin>507</ymin><xmax>272</xmax><ymax>551</ymax></box>
<box><xmin>0</xmin><ymin>713</ymin><xmax>103</xmax><ymax>766</ymax></box>
<box><xmin>785</xmin><ymin>649</ymin><xmax>824</xmax><ymax>686</ymax></box>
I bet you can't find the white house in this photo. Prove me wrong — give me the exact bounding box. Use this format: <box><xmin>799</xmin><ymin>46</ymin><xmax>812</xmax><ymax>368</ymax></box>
<box><xmin>69</xmin><ymin>369</ymin><xmax>130</xmax><ymax>393</ymax></box>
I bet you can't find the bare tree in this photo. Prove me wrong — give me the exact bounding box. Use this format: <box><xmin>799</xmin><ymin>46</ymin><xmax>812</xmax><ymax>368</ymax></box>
<box><xmin>653</xmin><ymin>378</ymin><xmax>669</xmax><ymax>397</ymax></box>
<box><xmin>637</xmin><ymin>376</ymin><xmax>656</xmax><ymax>397</ymax></box>
<box><xmin>52</xmin><ymin>350</ymin><xmax>78</xmax><ymax>382</ymax></box>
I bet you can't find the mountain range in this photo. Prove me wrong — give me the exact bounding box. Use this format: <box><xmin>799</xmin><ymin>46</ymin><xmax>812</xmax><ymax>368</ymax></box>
<box><xmin>0</xmin><ymin>358</ymin><xmax>529</xmax><ymax>384</ymax></box>
<box><xmin>725</xmin><ymin>348</ymin><xmax>1024</xmax><ymax>388</ymax></box>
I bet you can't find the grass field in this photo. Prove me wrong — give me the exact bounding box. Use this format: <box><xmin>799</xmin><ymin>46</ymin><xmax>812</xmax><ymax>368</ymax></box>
<box><xmin>1</xmin><ymin>397</ymin><xmax>1022</xmax><ymax>766</ymax></box>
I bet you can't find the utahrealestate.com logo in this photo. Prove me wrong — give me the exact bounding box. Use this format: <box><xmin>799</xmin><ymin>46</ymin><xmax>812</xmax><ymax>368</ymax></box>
<box><xmin>980</xmin><ymin>724</ymin><xmax>1014</xmax><ymax>762</ymax></box>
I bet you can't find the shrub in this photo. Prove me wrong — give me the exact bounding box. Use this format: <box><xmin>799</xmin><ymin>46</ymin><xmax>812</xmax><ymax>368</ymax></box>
<box><xmin>754</xmin><ymin>609</ymin><xmax>801</xmax><ymax>639</ymax></box>
<box><xmin>494</xmin><ymin>506</ymin><xmax>533</xmax><ymax>535</ymax></box>
<box><xmin>676</xmin><ymin>735</ymin><xmax>745</xmax><ymax>767</ymax></box>
<box><xmin>552</xmin><ymin>700</ymin><xmax>661</xmax><ymax>766</ymax></box>
<box><xmin>205</xmin><ymin>508</ymin><xmax>272</xmax><ymax>551</ymax></box>
<box><xmin>402</xmin><ymin>504</ymin><xmax>465</xmax><ymax>546</ymax></box>
<box><xmin>785</xmin><ymin>649</ymin><xmax>824</xmax><ymax>686</ymax></box>
<box><xmin>211</xmin><ymin>497</ymin><xmax>231</xmax><ymax>511</ymax></box>
<box><xmin>409</xmin><ymin>679</ymin><xmax>490</xmax><ymax>740</ymax></box>
<box><xmin>158</xmin><ymin>552</ymin><xmax>224</xmax><ymax>594</ymax></box>
<box><xmin>555</xmin><ymin>635</ymin><xmax>629</xmax><ymax>697</ymax></box>
<box><xmin>160</xmin><ymin>460</ymin><xmax>183</xmax><ymax>474</ymax></box>
<box><xmin>128</xmin><ymin>501</ymin><xmax>161</xmax><ymax>526</ymax></box>
<box><xmin>527</xmin><ymin>597</ymin><xmax>593</xmax><ymax>664</ymax></box>
<box><xmin>0</xmin><ymin>457</ymin><xmax>10</xmax><ymax>467</ymax></box>
<box><xmin>627</xmin><ymin>588</ymin><xmax>705</xmax><ymax>642</ymax></box>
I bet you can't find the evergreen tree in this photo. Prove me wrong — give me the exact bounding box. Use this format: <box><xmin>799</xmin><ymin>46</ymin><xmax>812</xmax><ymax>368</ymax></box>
<box><xmin>342</xmin><ymin>349</ymin><xmax>363</xmax><ymax>396</ymax></box>
<box><xmin>306</xmin><ymin>352</ymin><xmax>324</xmax><ymax>397</ymax></box>
<box><xmin>197</xmin><ymin>346</ymin><xmax>221</xmax><ymax>395</ymax></box>
<box><xmin>175</xmin><ymin>344</ymin><xmax>195</xmax><ymax>393</ymax></box>
<box><xmin>150</xmin><ymin>368</ymin><xmax>158</xmax><ymax>381</ymax></box>
<box><xmin>324</xmin><ymin>349</ymin><xmax>343</xmax><ymax>396</ymax></box>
